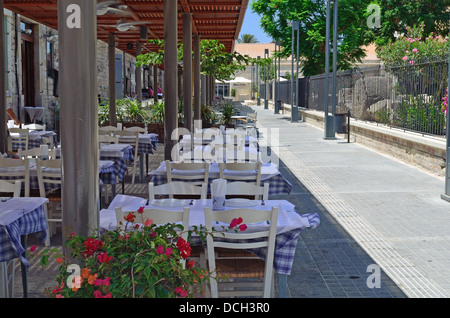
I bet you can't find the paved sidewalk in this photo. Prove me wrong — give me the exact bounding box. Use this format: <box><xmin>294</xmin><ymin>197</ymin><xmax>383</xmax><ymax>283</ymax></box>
<box><xmin>249</xmin><ymin>104</ymin><xmax>450</xmax><ymax>298</ymax></box>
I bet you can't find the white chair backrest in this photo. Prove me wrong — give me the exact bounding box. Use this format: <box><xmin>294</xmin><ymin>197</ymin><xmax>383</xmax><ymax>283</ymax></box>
<box><xmin>8</xmin><ymin>128</ymin><xmax>30</xmax><ymax>152</ymax></box>
<box><xmin>115</xmin><ymin>206</ymin><xmax>190</xmax><ymax>258</ymax></box>
<box><xmin>148</xmin><ymin>181</ymin><xmax>208</xmax><ymax>201</ymax></box>
<box><xmin>219</xmin><ymin>162</ymin><xmax>262</xmax><ymax>185</ymax></box>
<box><xmin>124</xmin><ymin>126</ymin><xmax>147</xmax><ymax>134</ymax></box>
<box><xmin>35</xmin><ymin>159</ymin><xmax>62</xmax><ymax>197</ymax></box>
<box><xmin>0</xmin><ymin>180</ymin><xmax>22</xmax><ymax>197</ymax></box>
<box><xmin>204</xmin><ymin>206</ymin><xmax>279</xmax><ymax>298</ymax></box>
<box><xmin>219</xmin><ymin>181</ymin><xmax>269</xmax><ymax>201</ymax></box>
<box><xmin>166</xmin><ymin>160</ymin><xmax>209</xmax><ymax>185</ymax></box>
<box><xmin>99</xmin><ymin>125</ymin><xmax>121</xmax><ymax>135</ymax></box>
<box><xmin>22</xmin><ymin>123</ymin><xmax>46</xmax><ymax>131</ymax></box>
<box><xmin>0</xmin><ymin>158</ymin><xmax>30</xmax><ymax>197</ymax></box>
<box><xmin>114</xmin><ymin>130</ymin><xmax>140</xmax><ymax>183</ymax></box>
<box><xmin>18</xmin><ymin>145</ymin><xmax>50</xmax><ymax>160</ymax></box>
<box><xmin>98</xmin><ymin>134</ymin><xmax>119</xmax><ymax>146</ymax></box>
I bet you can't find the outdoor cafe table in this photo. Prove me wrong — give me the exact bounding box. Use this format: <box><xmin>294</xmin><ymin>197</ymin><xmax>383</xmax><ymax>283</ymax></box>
<box><xmin>11</xmin><ymin>130</ymin><xmax>58</xmax><ymax>151</ymax></box>
<box><xmin>149</xmin><ymin>161</ymin><xmax>293</xmax><ymax>196</ymax></box>
<box><xmin>100</xmin><ymin>143</ymin><xmax>134</xmax><ymax>193</ymax></box>
<box><xmin>0</xmin><ymin>197</ymin><xmax>48</xmax><ymax>298</ymax></box>
<box><xmin>117</xmin><ymin>133</ymin><xmax>159</xmax><ymax>181</ymax></box>
<box><xmin>99</xmin><ymin>195</ymin><xmax>320</xmax><ymax>298</ymax></box>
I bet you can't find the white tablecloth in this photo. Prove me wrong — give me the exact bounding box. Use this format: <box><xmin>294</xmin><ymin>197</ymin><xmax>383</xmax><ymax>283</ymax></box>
<box><xmin>0</xmin><ymin>197</ymin><xmax>49</xmax><ymax>226</ymax></box>
<box><xmin>99</xmin><ymin>197</ymin><xmax>311</xmax><ymax>235</ymax></box>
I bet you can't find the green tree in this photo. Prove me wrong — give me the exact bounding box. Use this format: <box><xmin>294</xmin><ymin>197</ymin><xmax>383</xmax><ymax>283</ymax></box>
<box><xmin>136</xmin><ymin>39</ymin><xmax>251</xmax><ymax>82</ymax></box>
<box><xmin>251</xmin><ymin>0</ymin><xmax>374</xmax><ymax>76</ymax></box>
<box><xmin>237</xmin><ymin>33</ymin><xmax>260</xmax><ymax>43</ymax></box>
<box><xmin>368</xmin><ymin>0</ymin><xmax>450</xmax><ymax>47</ymax></box>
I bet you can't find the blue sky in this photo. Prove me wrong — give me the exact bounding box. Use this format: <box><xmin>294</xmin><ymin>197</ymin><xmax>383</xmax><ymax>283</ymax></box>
<box><xmin>239</xmin><ymin>6</ymin><xmax>272</xmax><ymax>43</ymax></box>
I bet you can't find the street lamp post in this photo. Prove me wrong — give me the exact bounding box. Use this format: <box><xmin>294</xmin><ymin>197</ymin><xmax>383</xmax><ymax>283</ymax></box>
<box><xmin>442</xmin><ymin>26</ymin><xmax>450</xmax><ymax>202</ymax></box>
<box><xmin>291</xmin><ymin>21</ymin><xmax>300</xmax><ymax>122</ymax></box>
<box><xmin>324</xmin><ymin>0</ymin><xmax>338</xmax><ymax>139</ymax></box>
<box><xmin>275</xmin><ymin>40</ymin><xmax>281</xmax><ymax>114</ymax></box>
<box><xmin>264</xmin><ymin>49</ymin><xmax>269</xmax><ymax>109</ymax></box>
<box><xmin>257</xmin><ymin>56</ymin><xmax>261</xmax><ymax>106</ymax></box>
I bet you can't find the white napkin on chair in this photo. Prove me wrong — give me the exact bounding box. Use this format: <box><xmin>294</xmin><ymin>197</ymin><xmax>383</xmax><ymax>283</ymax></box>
<box><xmin>211</xmin><ymin>178</ymin><xmax>227</xmax><ymax>197</ymax></box>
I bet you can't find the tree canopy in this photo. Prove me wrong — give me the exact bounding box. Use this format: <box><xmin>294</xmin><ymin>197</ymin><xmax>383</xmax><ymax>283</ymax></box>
<box><xmin>136</xmin><ymin>39</ymin><xmax>271</xmax><ymax>82</ymax></box>
<box><xmin>237</xmin><ymin>34</ymin><xmax>260</xmax><ymax>43</ymax></box>
<box><xmin>251</xmin><ymin>0</ymin><xmax>450</xmax><ymax>76</ymax></box>
<box><xmin>367</xmin><ymin>0</ymin><xmax>450</xmax><ymax>47</ymax></box>
<box><xmin>251</xmin><ymin>0</ymin><xmax>374</xmax><ymax>76</ymax></box>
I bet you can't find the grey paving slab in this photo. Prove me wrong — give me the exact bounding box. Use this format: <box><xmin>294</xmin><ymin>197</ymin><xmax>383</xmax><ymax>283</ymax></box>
<box><xmin>249</xmin><ymin>104</ymin><xmax>449</xmax><ymax>298</ymax></box>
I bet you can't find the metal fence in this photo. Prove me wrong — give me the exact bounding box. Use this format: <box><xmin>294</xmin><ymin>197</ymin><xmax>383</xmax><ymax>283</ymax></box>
<box><xmin>279</xmin><ymin>56</ymin><xmax>448</xmax><ymax>137</ymax></box>
<box><xmin>312</xmin><ymin>57</ymin><xmax>448</xmax><ymax>136</ymax></box>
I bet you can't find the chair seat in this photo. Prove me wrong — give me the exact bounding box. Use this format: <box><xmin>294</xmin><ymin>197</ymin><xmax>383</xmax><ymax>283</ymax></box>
<box><xmin>214</xmin><ymin>258</ymin><xmax>266</xmax><ymax>278</ymax></box>
<box><xmin>46</xmin><ymin>190</ymin><xmax>62</xmax><ymax>202</ymax></box>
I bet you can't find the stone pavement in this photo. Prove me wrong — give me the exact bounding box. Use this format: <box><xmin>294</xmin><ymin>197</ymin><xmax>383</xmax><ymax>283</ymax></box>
<box><xmin>9</xmin><ymin>103</ymin><xmax>449</xmax><ymax>299</ymax></box>
<box><xmin>248</xmin><ymin>103</ymin><xmax>449</xmax><ymax>298</ymax></box>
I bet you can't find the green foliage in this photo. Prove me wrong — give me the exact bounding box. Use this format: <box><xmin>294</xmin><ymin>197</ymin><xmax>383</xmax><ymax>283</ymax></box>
<box><xmin>201</xmin><ymin>104</ymin><xmax>217</xmax><ymax>125</ymax></box>
<box><xmin>150</xmin><ymin>102</ymin><xmax>165</xmax><ymax>123</ymax></box>
<box><xmin>251</xmin><ymin>0</ymin><xmax>373</xmax><ymax>76</ymax></box>
<box><xmin>220</xmin><ymin>103</ymin><xmax>237</xmax><ymax>125</ymax></box>
<box><xmin>368</xmin><ymin>0</ymin><xmax>450</xmax><ymax>48</ymax></box>
<box><xmin>29</xmin><ymin>210</ymin><xmax>248</xmax><ymax>298</ymax></box>
<box><xmin>376</xmin><ymin>23</ymin><xmax>449</xmax><ymax>66</ymax></box>
<box><xmin>137</xmin><ymin>39</ymin><xmax>252</xmax><ymax>82</ymax></box>
<box><xmin>392</xmin><ymin>95</ymin><xmax>446</xmax><ymax>135</ymax></box>
<box><xmin>236</xmin><ymin>33</ymin><xmax>260</xmax><ymax>43</ymax></box>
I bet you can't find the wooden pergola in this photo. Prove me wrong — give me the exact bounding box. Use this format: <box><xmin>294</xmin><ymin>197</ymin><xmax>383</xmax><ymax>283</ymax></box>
<box><xmin>0</xmin><ymin>0</ymin><xmax>249</xmax><ymax>238</ymax></box>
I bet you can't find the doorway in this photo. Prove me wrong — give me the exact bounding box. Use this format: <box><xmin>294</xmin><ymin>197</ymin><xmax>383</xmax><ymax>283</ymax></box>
<box><xmin>20</xmin><ymin>22</ymin><xmax>35</xmax><ymax>107</ymax></box>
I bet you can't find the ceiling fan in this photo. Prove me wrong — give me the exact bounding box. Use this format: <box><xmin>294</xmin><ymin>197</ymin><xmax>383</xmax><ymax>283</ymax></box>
<box><xmin>96</xmin><ymin>0</ymin><xmax>131</xmax><ymax>16</ymax></box>
<box><xmin>99</xmin><ymin>18</ymin><xmax>152</xmax><ymax>32</ymax></box>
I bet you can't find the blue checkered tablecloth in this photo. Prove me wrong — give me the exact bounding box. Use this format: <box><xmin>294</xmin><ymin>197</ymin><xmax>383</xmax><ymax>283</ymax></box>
<box><xmin>150</xmin><ymin>173</ymin><xmax>293</xmax><ymax>196</ymax></box>
<box><xmin>99</xmin><ymin>162</ymin><xmax>118</xmax><ymax>185</ymax></box>
<box><xmin>0</xmin><ymin>206</ymin><xmax>48</xmax><ymax>268</ymax></box>
<box><xmin>12</xmin><ymin>134</ymin><xmax>58</xmax><ymax>151</ymax></box>
<box><xmin>100</xmin><ymin>148</ymin><xmax>133</xmax><ymax>182</ymax></box>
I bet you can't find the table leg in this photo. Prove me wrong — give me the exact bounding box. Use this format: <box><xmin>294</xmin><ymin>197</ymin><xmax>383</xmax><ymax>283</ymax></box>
<box><xmin>278</xmin><ymin>273</ymin><xmax>287</xmax><ymax>298</ymax></box>
<box><xmin>20</xmin><ymin>235</ymin><xmax>28</xmax><ymax>298</ymax></box>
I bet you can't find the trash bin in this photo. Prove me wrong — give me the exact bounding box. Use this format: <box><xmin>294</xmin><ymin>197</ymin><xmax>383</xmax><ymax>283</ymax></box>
<box><xmin>334</xmin><ymin>111</ymin><xmax>351</xmax><ymax>143</ymax></box>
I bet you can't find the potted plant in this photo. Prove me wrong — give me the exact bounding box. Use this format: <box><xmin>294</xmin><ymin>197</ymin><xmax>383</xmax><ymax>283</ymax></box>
<box><xmin>220</xmin><ymin>103</ymin><xmax>237</xmax><ymax>127</ymax></box>
<box><xmin>30</xmin><ymin>209</ymin><xmax>247</xmax><ymax>298</ymax></box>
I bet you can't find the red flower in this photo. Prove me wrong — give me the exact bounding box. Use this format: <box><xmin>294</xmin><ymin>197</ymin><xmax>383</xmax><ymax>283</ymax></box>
<box><xmin>137</xmin><ymin>206</ymin><xmax>145</xmax><ymax>214</ymax></box>
<box><xmin>187</xmin><ymin>261</ymin><xmax>195</xmax><ymax>268</ymax></box>
<box><xmin>176</xmin><ymin>238</ymin><xmax>192</xmax><ymax>259</ymax></box>
<box><xmin>82</xmin><ymin>238</ymin><xmax>103</xmax><ymax>257</ymax></box>
<box><xmin>175</xmin><ymin>287</ymin><xmax>188</xmax><ymax>297</ymax></box>
<box><xmin>124</xmin><ymin>213</ymin><xmax>135</xmax><ymax>223</ymax></box>
<box><xmin>156</xmin><ymin>246</ymin><xmax>173</xmax><ymax>260</ymax></box>
<box><xmin>29</xmin><ymin>245</ymin><xmax>36</xmax><ymax>252</ymax></box>
<box><xmin>239</xmin><ymin>224</ymin><xmax>247</xmax><ymax>232</ymax></box>
<box><xmin>97</xmin><ymin>252</ymin><xmax>112</xmax><ymax>263</ymax></box>
<box><xmin>230</xmin><ymin>217</ymin><xmax>243</xmax><ymax>228</ymax></box>
<box><xmin>93</xmin><ymin>290</ymin><xmax>112</xmax><ymax>298</ymax></box>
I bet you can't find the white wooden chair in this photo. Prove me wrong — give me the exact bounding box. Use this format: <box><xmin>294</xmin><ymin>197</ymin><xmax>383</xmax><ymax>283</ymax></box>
<box><xmin>166</xmin><ymin>160</ymin><xmax>210</xmax><ymax>186</ymax></box>
<box><xmin>7</xmin><ymin>128</ymin><xmax>30</xmax><ymax>152</ymax></box>
<box><xmin>18</xmin><ymin>145</ymin><xmax>51</xmax><ymax>160</ymax></box>
<box><xmin>36</xmin><ymin>159</ymin><xmax>62</xmax><ymax>246</ymax></box>
<box><xmin>0</xmin><ymin>158</ymin><xmax>30</xmax><ymax>197</ymax></box>
<box><xmin>114</xmin><ymin>130</ymin><xmax>140</xmax><ymax>184</ymax></box>
<box><xmin>218</xmin><ymin>162</ymin><xmax>262</xmax><ymax>185</ymax></box>
<box><xmin>115</xmin><ymin>206</ymin><xmax>191</xmax><ymax>267</ymax></box>
<box><xmin>98</xmin><ymin>134</ymin><xmax>119</xmax><ymax>148</ymax></box>
<box><xmin>204</xmin><ymin>206</ymin><xmax>279</xmax><ymax>298</ymax></box>
<box><xmin>0</xmin><ymin>180</ymin><xmax>21</xmax><ymax>298</ymax></box>
<box><xmin>148</xmin><ymin>181</ymin><xmax>208</xmax><ymax>201</ymax></box>
<box><xmin>220</xmin><ymin>181</ymin><xmax>269</xmax><ymax>201</ymax></box>
<box><xmin>0</xmin><ymin>180</ymin><xmax>21</xmax><ymax>198</ymax></box>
